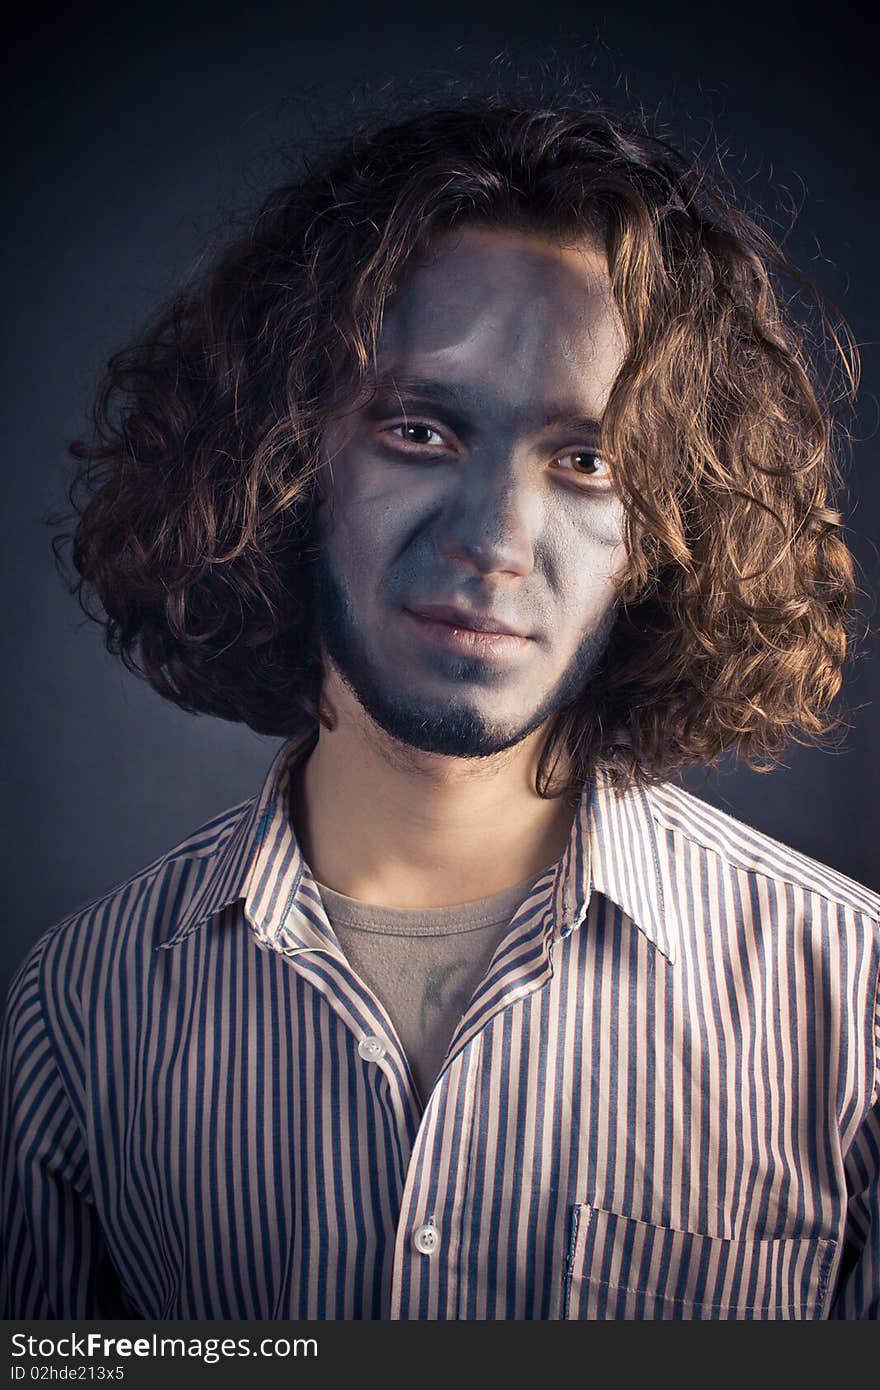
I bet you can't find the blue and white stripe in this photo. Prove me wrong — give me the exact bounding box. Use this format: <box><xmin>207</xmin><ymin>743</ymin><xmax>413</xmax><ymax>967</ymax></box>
<box><xmin>2</xmin><ymin>735</ymin><xmax>878</xmax><ymax>1318</ymax></box>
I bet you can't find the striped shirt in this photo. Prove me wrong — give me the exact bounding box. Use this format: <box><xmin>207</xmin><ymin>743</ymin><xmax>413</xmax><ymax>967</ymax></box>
<box><xmin>2</xmin><ymin>734</ymin><xmax>878</xmax><ymax>1320</ymax></box>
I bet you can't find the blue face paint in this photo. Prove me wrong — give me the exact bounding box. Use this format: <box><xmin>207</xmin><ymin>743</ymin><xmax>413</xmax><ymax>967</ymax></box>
<box><xmin>313</xmin><ymin>226</ymin><xmax>629</xmax><ymax>758</ymax></box>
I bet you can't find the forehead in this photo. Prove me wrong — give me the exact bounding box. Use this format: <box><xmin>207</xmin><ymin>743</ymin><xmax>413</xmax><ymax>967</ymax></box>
<box><xmin>373</xmin><ymin>225</ymin><xmax>625</xmax><ymax>416</ymax></box>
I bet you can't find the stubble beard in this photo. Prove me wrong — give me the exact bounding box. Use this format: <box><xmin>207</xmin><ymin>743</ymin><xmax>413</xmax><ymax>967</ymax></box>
<box><xmin>311</xmin><ymin>551</ymin><xmax>616</xmax><ymax>760</ymax></box>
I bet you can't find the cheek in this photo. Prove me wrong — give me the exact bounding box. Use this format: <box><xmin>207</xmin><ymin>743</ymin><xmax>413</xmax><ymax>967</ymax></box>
<box><xmin>319</xmin><ymin>482</ymin><xmax>428</xmax><ymax>598</ymax></box>
<box><xmin>317</xmin><ymin>449</ymin><xmax>387</xmax><ymax>550</ymax></box>
<box><xmin>322</xmin><ymin>449</ymin><xmax>448</xmax><ymax>568</ymax></box>
<box><xmin>547</xmin><ymin>501</ymin><xmax>628</xmax><ymax>607</ymax></box>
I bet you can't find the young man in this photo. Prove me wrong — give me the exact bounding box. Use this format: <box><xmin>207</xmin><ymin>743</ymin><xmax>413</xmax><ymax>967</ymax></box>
<box><xmin>2</xmin><ymin>100</ymin><xmax>878</xmax><ymax>1320</ymax></box>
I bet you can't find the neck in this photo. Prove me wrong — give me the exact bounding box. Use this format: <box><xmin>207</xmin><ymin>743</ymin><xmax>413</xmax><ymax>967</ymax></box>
<box><xmin>290</xmin><ymin>676</ymin><xmax>577</xmax><ymax>909</ymax></box>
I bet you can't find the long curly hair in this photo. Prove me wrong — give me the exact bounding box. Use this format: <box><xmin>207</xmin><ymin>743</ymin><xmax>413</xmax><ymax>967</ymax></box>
<box><xmin>57</xmin><ymin>95</ymin><xmax>859</xmax><ymax>794</ymax></box>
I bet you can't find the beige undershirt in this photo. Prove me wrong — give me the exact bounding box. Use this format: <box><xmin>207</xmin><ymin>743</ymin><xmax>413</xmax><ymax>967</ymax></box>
<box><xmin>316</xmin><ymin>874</ymin><xmax>543</xmax><ymax>1104</ymax></box>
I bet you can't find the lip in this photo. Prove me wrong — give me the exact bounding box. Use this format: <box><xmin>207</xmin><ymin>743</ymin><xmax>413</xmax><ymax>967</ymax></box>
<box><xmin>404</xmin><ymin>603</ymin><xmax>531</xmax><ymax>660</ymax></box>
<box><xmin>407</xmin><ymin>602</ymin><xmax>527</xmax><ymax>637</ymax></box>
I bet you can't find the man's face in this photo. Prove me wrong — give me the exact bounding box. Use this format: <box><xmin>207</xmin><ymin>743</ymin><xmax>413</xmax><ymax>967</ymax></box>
<box><xmin>313</xmin><ymin>225</ymin><xmax>629</xmax><ymax>758</ymax></box>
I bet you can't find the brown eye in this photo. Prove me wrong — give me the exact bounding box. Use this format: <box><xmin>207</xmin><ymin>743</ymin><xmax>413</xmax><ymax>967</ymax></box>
<box><xmin>571</xmin><ymin>452</ymin><xmax>602</xmax><ymax>474</ymax></box>
<box><xmin>553</xmin><ymin>451</ymin><xmax>609</xmax><ymax>478</ymax></box>
<box><xmin>392</xmin><ymin>423</ymin><xmax>444</xmax><ymax>446</ymax></box>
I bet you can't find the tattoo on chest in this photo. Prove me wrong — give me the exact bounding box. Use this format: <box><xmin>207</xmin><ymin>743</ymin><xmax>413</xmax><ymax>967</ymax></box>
<box><xmin>420</xmin><ymin>960</ymin><xmax>473</xmax><ymax>1031</ymax></box>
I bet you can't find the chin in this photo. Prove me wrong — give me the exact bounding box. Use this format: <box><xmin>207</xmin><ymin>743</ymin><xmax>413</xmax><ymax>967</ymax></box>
<box><xmin>358</xmin><ymin>689</ymin><xmax>547</xmax><ymax>759</ymax></box>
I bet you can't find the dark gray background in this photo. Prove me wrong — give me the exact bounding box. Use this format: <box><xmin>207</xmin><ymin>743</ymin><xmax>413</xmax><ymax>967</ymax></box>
<box><xmin>3</xmin><ymin>0</ymin><xmax>878</xmax><ymax>1002</ymax></box>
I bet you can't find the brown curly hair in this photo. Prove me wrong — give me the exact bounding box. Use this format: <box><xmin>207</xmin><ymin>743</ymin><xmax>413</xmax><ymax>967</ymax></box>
<box><xmin>57</xmin><ymin>95</ymin><xmax>859</xmax><ymax>794</ymax></box>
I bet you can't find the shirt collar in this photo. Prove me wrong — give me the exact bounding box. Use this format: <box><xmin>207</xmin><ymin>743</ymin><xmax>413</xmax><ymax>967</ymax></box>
<box><xmin>577</xmin><ymin>772</ymin><xmax>679</xmax><ymax>963</ymax></box>
<box><xmin>159</xmin><ymin>730</ymin><xmax>317</xmax><ymax>949</ymax></box>
<box><xmin>160</xmin><ymin>735</ymin><xmax>679</xmax><ymax>964</ymax></box>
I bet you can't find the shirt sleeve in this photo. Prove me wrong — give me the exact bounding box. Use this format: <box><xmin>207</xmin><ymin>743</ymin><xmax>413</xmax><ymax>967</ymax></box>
<box><xmin>828</xmin><ymin>966</ymin><xmax>880</xmax><ymax>1320</ymax></box>
<box><xmin>0</xmin><ymin>937</ymin><xmax>133</xmax><ymax>1318</ymax></box>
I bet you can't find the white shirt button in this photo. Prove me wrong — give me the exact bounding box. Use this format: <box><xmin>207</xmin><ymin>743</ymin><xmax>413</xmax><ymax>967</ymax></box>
<box><xmin>358</xmin><ymin>1035</ymin><xmax>386</xmax><ymax>1062</ymax></box>
<box><xmin>413</xmin><ymin>1222</ymin><xmax>440</xmax><ymax>1255</ymax></box>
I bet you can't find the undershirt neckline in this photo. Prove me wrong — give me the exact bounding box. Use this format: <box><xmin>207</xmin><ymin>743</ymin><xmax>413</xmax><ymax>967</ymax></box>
<box><xmin>314</xmin><ymin>869</ymin><xmax>551</xmax><ymax>937</ymax></box>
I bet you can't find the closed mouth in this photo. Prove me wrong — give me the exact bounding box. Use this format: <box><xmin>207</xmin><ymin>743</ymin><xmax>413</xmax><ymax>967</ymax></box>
<box><xmin>406</xmin><ymin>603</ymin><xmax>528</xmax><ymax>639</ymax></box>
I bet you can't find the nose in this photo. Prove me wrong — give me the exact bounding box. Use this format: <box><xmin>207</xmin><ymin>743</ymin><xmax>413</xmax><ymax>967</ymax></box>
<box><xmin>435</xmin><ymin>454</ymin><xmax>535</xmax><ymax>578</ymax></box>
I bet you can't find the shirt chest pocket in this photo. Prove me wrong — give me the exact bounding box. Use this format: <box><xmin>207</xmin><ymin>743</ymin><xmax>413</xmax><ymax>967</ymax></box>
<box><xmin>563</xmin><ymin>1205</ymin><xmax>837</xmax><ymax>1320</ymax></box>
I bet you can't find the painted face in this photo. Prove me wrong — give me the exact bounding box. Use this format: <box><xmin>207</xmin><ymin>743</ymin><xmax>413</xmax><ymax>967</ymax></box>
<box><xmin>312</xmin><ymin>225</ymin><xmax>629</xmax><ymax>758</ymax></box>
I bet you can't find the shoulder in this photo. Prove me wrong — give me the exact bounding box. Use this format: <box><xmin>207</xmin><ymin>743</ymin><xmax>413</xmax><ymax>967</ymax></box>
<box><xmin>647</xmin><ymin>781</ymin><xmax>880</xmax><ymax>925</ymax></box>
<box><xmin>2</xmin><ymin>797</ymin><xmax>256</xmax><ymax>1029</ymax></box>
<box><xmin>645</xmin><ymin>782</ymin><xmax>880</xmax><ymax>1109</ymax></box>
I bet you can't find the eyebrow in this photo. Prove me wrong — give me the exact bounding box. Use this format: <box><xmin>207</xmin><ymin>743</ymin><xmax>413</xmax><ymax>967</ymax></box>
<box><xmin>365</xmin><ymin>371</ymin><xmax>603</xmax><ymax>440</ymax></box>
